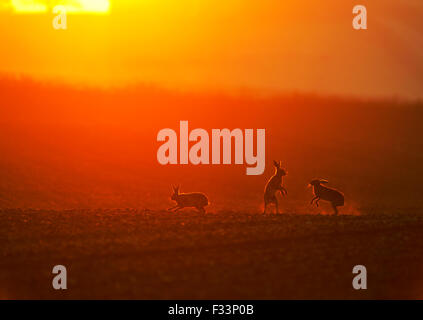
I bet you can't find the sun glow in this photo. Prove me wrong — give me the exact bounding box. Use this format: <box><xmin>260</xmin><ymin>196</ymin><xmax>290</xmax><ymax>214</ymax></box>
<box><xmin>11</xmin><ymin>0</ymin><xmax>46</xmax><ymax>12</ymax></box>
<box><xmin>10</xmin><ymin>0</ymin><xmax>110</xmax><ymax>13</ymax></box>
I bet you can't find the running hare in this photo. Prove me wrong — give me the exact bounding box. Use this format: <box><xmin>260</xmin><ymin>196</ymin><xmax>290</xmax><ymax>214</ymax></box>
<box><xmin>264</xmin><ymin>160</ymin><xmax>287</xmax><ymax>214</ymax></box>
<box><xmin>309</xmin><ymin>179</ymin><xmax>344</xmax><ymax>215</ymax></box>
<box><xmin>168</xmin><ymin>185</ymin><xmax>209</xmax><ymax>213</ymax></box>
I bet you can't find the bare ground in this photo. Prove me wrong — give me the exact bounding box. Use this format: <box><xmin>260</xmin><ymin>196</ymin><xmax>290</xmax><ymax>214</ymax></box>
<box><xmin>1</xmin><ymin>209</ymin><xmax>423</xmax><ymax>299</ymax></box>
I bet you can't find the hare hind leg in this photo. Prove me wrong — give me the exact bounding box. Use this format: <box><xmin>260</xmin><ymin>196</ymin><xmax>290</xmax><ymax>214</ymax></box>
<box><xmin>265</xmin><ymin>196</ymin><xmax>278</xmax><ymax>214</ymax></box>
<box><xmin>197</xmin><ymin>206</ymin><xmax>206</xmax><ymax>214</ymax></box>
<box><xmin>263</xmin><ymin>197</ymin><xmax>271</xmax><ymax>214</ymax></box>
<box><xmin>264</xmin><ymin>196</ymin><xmax>276</xmax><ymax>214</ymax></box>
<box><xmin>274</xmin><ymin>197</ymin><xmax>279</xmax><ymax>214</ymax></box>
<box><xmin>331</xmin><ymin>203</ymin><xmax>339</xmax><ymax>215</ymax></box>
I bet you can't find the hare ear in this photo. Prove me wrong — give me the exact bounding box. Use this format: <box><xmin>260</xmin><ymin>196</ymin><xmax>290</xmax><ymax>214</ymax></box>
<box><xmin>279</xmin><ymin>160</ymin><xmax>283</xmax><ymax>168</ymax></box>
<box><xmin>320</xmin><ymin>179</ymin><xmax>329</xmax><ymax>184</ymax></box>
<box><xmin>273</xmin><ymin>160</ymin><xmax>279</xmax><ymax>168</ymax></box>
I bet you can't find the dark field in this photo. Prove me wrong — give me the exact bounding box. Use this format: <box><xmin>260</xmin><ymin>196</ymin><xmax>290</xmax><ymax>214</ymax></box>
<box><xmin>1</xmin><ymin>79</ymin><xmax>423</xmax><ymax>299</ymax></box>
<box><xmin>1</xmin><ymin>209</ymin><xmax>423</xmax><ymax>299</ymax></box>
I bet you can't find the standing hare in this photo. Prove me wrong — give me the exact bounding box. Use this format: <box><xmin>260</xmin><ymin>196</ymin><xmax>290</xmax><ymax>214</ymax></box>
<box><xmin>264</xmin><ymin>160</ymin><xmax>287</xmax><ymax>214</ymax></box>
<box><xmin>309</xmin><ymin>179</ymin><xmax>344</xmax><ymax>215</ymax></box>
<box><xmin>168</xmin><ymin>185</ymin><xmax>209</xmax><ymax>213</ymax></box>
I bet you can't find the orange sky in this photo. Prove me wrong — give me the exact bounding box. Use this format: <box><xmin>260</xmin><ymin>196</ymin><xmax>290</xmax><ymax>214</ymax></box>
<box><xmin>0</xmin><ymin>0</ymin><xmax>422</xmax><ymax>98</ymax></box>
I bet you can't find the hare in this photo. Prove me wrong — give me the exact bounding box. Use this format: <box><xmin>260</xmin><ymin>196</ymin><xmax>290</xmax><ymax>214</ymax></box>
<box><xmin>168</xmin><ymin>185</ymin><xmax>209</xmax><ymax>213</ymax></box>
<box><xmin>309</xmin><ymin>179</ymin><xmax>344</xmax><ymax>215</ymax></box>
<box><xmin>263</xmin><ymin>160</ymin><xmax>287</xmax><ymax>214</ymax></box>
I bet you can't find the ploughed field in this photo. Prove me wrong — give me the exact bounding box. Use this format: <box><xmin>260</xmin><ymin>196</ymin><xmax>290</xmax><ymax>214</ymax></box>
<box><xmin>1</xmin><ymin>209</ymin><xmax>423</xmax><ymax>299</ymax></box>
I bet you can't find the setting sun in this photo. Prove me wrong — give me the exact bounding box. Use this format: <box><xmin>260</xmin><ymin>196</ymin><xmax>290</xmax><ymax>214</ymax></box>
<box><xmin>10</xmin><ymin>0</ymin><xmax>110</xmax><ymax>13</ymax></box>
